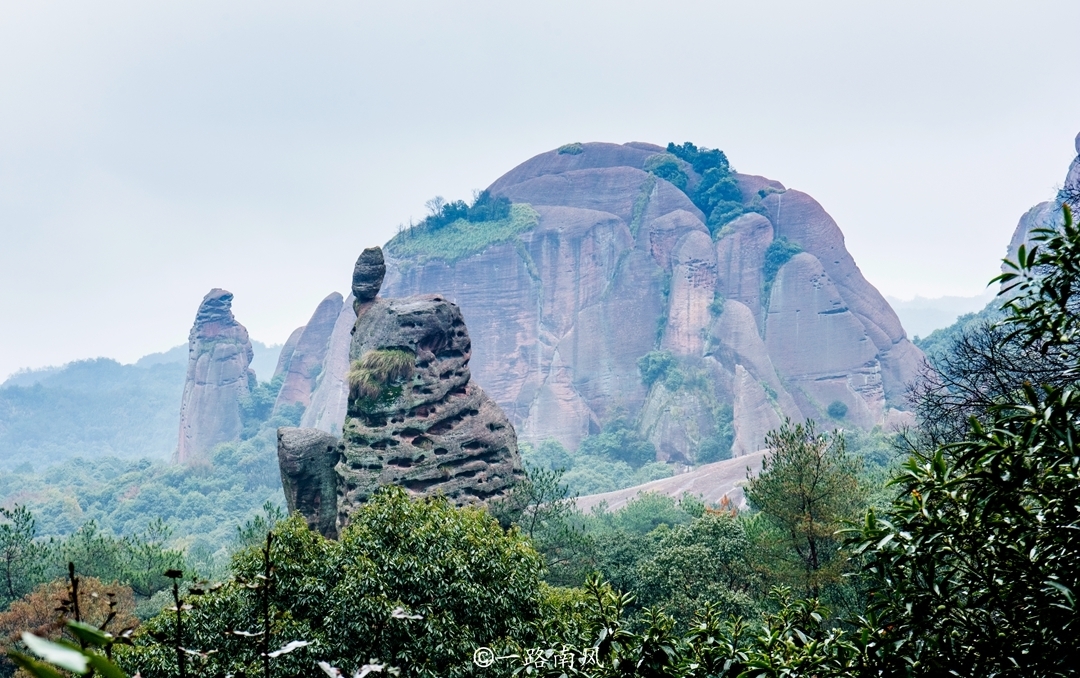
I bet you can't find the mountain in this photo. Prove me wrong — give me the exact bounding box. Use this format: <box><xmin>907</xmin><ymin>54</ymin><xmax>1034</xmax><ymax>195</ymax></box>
<box><xmin>376</xmin><ymin>141</ymin><xmax>923</xmax><ymax>462</ymax></box>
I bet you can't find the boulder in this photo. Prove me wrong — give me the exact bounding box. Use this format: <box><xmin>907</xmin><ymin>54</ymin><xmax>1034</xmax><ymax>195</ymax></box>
<box><xmin>352</xmin><ymin>246</ymin><xmax>386</xmax><ymax>305</ymax></box>
<box><xmin>176</xmin><ymin>289</ymin><xmax>254</xmax><ymax>465</ymax></box>
<box><xmin>277</xmin><ymin>427</ymin><xmax>341</xmax><ymax>538</ymax></box>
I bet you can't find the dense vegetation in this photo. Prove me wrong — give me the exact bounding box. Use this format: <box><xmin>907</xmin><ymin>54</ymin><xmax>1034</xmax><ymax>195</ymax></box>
<box><xmin>663</xmin><ymin>142</ymin><xmax>763</xmax><ymax>236</ymax></box>
<box><xmin>385</xmin><ymin>195</ymin><xmax>538</xmax><ymax>263</ymax></box>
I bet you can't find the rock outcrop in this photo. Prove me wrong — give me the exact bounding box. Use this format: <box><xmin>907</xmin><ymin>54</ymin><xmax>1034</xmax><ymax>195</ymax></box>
<box><xmin>273</xmin><ymin>292</ymin><xmax>344</xmax><ymax>416</ymax></box>
<box><xmin>278</xmin><ymin>248</ymin><xmax>523</xmax><ymax>538</ymax></box>
<box><xmin>176</xmin><ymin>289</ymin><xmax>254</xmax><ymax>465</ymax></box>
<box><xmin>380</xmin><ymin>142</ymin><xmax>925</xmax><ymax>460</ymax></box>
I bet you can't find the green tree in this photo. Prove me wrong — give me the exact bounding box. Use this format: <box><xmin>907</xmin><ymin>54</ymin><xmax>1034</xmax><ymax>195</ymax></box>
<box><xmin>853</xmin><ymin>204</ymin><xmax>1080</xmax><ymax>675</ymax></box>
<box><xmin>745</xmin><ymin>421</ymin><xmax>866</xmax><ymax>599</ymax></box>
<box><xmin>122</xmin><ymin>487</ymin><xmax>545</xmax><ymax>678</ymax></box>
<box><xmin>0</xmin><ymin>506</ymin><xmax>45</xmax><ymax>609</ymax></box>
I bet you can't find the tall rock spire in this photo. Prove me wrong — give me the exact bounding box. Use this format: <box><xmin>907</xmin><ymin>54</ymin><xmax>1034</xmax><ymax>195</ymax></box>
<box><xmin>176</xmin><ymin>288</ymin><xmax>254</xmax><ymax>465</ymax></box>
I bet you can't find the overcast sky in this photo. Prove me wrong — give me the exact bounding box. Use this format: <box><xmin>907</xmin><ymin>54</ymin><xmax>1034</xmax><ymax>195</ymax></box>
<box><xmin>2</xmin><ymin>0</ymin><xmax>1079</xmax><ymax>380</ymax></box>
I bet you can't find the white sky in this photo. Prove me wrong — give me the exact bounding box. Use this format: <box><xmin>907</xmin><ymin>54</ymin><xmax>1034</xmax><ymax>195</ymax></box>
<box><xmin>2</xmin><ymin>0</ymin><xmax>1079</xmax><ymax>380</ymax></box>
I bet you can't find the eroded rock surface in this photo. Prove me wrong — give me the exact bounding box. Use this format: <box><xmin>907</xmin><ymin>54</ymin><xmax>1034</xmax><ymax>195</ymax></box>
<box><xmin>176</xmin><ymin>289</ymin><xmax>254</xmax><ymax>465</ymax></box>
<box><xmin>381</xmin><ymin>141</ymin><xmax>923</xmax><ymax>458</ymax></box>
<box><xmin>274</xmin><ymin>292</ymin><xmax>343</xmax><ymax>415</ymax></box>
<box><xmin>279</xmin><ymin>249</ymin><xmax>522</xmax><ymax>536</ymax></box>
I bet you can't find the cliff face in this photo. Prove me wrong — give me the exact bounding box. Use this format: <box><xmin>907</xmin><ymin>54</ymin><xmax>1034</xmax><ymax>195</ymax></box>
<box><xmin>382</xmin><ymin>142</ymin><xmax>925</xmax><ymax>460</ymax></box>
<box><xmin>176</xmin><ymin>289</ymin><xmax>254</xmax><ymax>465</ymax></box>
<box><xmin>1002</xmin><ymin>132</ymin><xmax>1080</xmax><ymax>286</ymax></box>
<box><xmin>278</xmin><ymin>248</ymin><xmax>523</xmax><ymax>538</ymax></box>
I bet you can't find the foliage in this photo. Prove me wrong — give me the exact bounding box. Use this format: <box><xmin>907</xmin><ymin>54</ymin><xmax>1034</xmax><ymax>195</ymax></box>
<box><xmin>348</xmin><ymin>349</ymin><xmax>416</xmax><ymax>404</ymax></box>
<box><xmin>0</xmin><ymin>359</ymin><xmax>186</xmax><ymax>471</ymax></box>
<box><xmin>826</xmin><ymin>400</ymin><xmax>847</xmax><ymax>420</ymax></box>
<box><xmin>0</xmin><ymin>507</ymin><xmax>44</xmax><ymax>610</ymax></box>
<box><xmin>385</xmin><ymin>200</ymin><xmax>537</xmax><ymax>264</ymax></box>
<box><xmin>631</xmin><ymin>510</ymin><xmax>757</xmax><ymax>623</ymax></box>
<box><xmin>636</xmin><ymin>351</ymin><xmax>677</xmax><ymax>388</ymax></box>
<box><xmin>643</xmin><ymin>154</ymin><xmax>688</xmax><ymax>191</ymax></box>
<box><xmin>0</xmin><ymin>577</ymin><xmax>139</xmax><ymax>676</ymax></box>
<box><xmin>760</xmin><ymin>236</ymin><xmax>803</xmax><ymax>300</ymax></box>
<box><xmin>0</xmin><ymin>432</ymin><xmax>287</xmax><ymax>580</ymax></box>
<box><xmin>557</xmin><ymin>143</ymin><xmax>584</xmax><ymax>155</ymax></box>
<box><xmin>848</xmin><ymin>203</ymin><xmax>1080</xmax><ymax>675</ymax></box>
<box><xmin>122</xmin><ymin>488</ymin><xmax>545</xmax><ymax>678</ymax></box>
<box><xmin>577</xmin><ymin>419</ymin><xmax>657</xmax><ymax>469</ymax></box>
<box><xmin>911</xmin><ymin>300</ymin><xmax>1002</xmax><ymax>364</ymax></box>
<box><xmin>695</xmin><ymin>404</ymin><xmax>734</xmax><ymax>464</ymax></box>
<box><xmin>745</xmin><ymin>421</ymin><xmax>866</xmax><ymax>600</ymax></box>
<box><xmin>665</xmin><ymin>141</ymin><xmax>748</xmax><ymax>235</ymax></box>
<box><xmin>521</xmin><ymin>438</ymin><xmax>671</xmax><ymax>499</ymax></box>
<box><xmin>239</xmin><ymin>374</ymin><xmax>296</xmax><ymax>439</ymax></box>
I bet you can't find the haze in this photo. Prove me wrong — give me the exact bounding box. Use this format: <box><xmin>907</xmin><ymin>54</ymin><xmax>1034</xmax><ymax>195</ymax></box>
<box><xmin>2</xmin><ymin>0</ymin><xmax>1078</xmax><ymax>380</ymax></box>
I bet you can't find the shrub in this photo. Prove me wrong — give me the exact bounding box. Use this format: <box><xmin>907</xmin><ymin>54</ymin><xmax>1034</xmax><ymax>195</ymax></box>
<box><xmin>637</xmin><ymin>350</ymin><xmax>677</xmax><ymax>387</ymax></box>
<box><xmin>827</xmin><ymin>400</ymin><xmax>848</xmax><ymax>419</ymax></box>
<box><xmin>557</xmin><ymin>142</ymin><xmax>584</xmax><ymax>155</ymax></box>
<box><xmin>644</xmin><ymin>153</ymin><xmax>688</xmax><ymax>190</ymax></box>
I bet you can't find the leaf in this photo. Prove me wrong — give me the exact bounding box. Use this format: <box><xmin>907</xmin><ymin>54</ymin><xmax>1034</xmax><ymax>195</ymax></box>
<box><xmin>7</xmin><ymin>652</ymin><xmax>70</xmax><ymax>678</ymax></box>
<box><xmin>21</xmin><ymin>633</ymin><xmax>89</xmax><ymax>674</ymax></box>
<box><xmin>87</xmin><ymin>653</ymin><xmax>130</xmax><ymax>678</ymax></box>
<box><xmin>1045</xmin><ymin>580</ymin><xmax>1075</xmax><ymax>609</ymax></box>
<box><xmin>67</xmin><ymin>621</ymin><xmax>114</xmax><ymax>647</ymax></box>
<box><xmin>268</xmin><ymin>640</ymin><xmax>312</xmax><ymax>657</ymax></box>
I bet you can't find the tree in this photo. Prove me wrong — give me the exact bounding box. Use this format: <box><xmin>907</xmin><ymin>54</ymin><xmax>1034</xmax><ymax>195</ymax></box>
<box><xmin>853</xmin><ymin>204</ymin><xmax>1080</xmax><ymax>675</ymax></box>
<box><xmin>0</xmin><ymin>576</ymin><xmax>139</xmax><ymax>677</ymax></box>
<box><xmin>0</xmin><ymin>506</ymin><xmax>45</xmax><ymax>609</ymax></box>
<box><xmin>745</xmin><ymin>421</ymin><xmax>866</xmax><ymax>599</ymax></box>
<box><xmin>122</xmin><ymin>487</ymin><xmax>545</xmax><ymax>678</ymax></box>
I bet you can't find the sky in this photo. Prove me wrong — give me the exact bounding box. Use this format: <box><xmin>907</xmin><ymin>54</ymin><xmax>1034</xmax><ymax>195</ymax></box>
<box><xmin>2</xmin><ymin>0</ymin><xmax>1079</xmax><ymax>381</ymax></box>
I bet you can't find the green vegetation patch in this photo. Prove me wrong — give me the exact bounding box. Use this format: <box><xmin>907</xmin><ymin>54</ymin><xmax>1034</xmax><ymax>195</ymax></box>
<box><xmin>385</xmin><ymin>203</ymin><xmax>539</xmax><ymax>264</ymax></box>
<box><xmin>761</xmin><ymin>235</ymin><xmax>803</xmax><ymax>303</ymax></box>
<box><xmin>348</xmin><ymin>348</ymin><xmax>415</xmax><ymax>406</ymax></box>
<box><xmin>557</xmin><ymin>142</ymin><xmax>584</xmax><ymax>155</ymax></box>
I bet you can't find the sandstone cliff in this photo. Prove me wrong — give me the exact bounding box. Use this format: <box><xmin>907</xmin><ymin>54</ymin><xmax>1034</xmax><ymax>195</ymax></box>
<box><xmin>381</xmin><ymin>142</ymin><xmax>925</xmax><ymax>460</ymax></box>
<box><xmin>278</xmin><ymin>248</ymin><xmax>523</xmax><ymax>538</ymax></box>
<box><xmin>176</xmin><ymin>289</ymin><xmax>255</xmax><ymax>465</ymax></box>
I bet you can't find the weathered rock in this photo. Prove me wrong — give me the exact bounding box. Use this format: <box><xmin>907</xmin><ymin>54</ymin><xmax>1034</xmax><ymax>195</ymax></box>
<box><xmin>379</xmin><ymin>141</ymin><xmax>924</xmax><ymax>458</ymax></box>
<box><xmin>273</xmin><ymin>326</ymin><xmax>305</xmax><ymax>380</ymax></box>
<box><xmin>300</xmin><ymin>295</ymin><xmax>356</xmax><ymax>434</ymax></box>
<box><xmin>277</xmin><ymin>427</ymin><xmax>342</xmax><ymax>538</ymax></box>
<box><xmin>765</xmin><ymin>253</ymin><xmax>884</xmax><ymax>428</ymax></box>
<box><xmin>337</xmin><ymin>292</ymin><xmax>523</xmax><ymax>526</ymax></box>
<box><xmin>176</xmin><ymin>289</ymin><xmax>254</xmax><ymax>465</ymax></box>
<box><xmin>352</xmin><ymin>247</ymin><xmax>386</xmax><ymax>304</ymax></box>
<box><xmin>278</xmin><ymin>254</ymin><xmax>524</xmax><ymax>536</ymax></box>
<box><xmin>274</xmin><ymin>292</ymin><xmax>343</xmax><ymax>415</ymax></box>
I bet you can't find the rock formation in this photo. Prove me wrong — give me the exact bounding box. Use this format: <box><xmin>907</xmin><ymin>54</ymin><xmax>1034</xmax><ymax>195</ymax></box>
<box><xmin>278</xmin><ymin>247</ymin><xmax>523</xmax><ymax>538</ymax></box>
<box><xmin>273</xmin><ymin>292</ymin><xmax>344</xmax><ymax>416</ymax></box>
<box><xmin>380</xmin><ymin>141</ymin><xmax>925</xmax><ymax>460</ymax></box>
<box><xmin>176</xmin><ymin>289</ymin><xmax>254</xmax><ymax>465</ymax></box>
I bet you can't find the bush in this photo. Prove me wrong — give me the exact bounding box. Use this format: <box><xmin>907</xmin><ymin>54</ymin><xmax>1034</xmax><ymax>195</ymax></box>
<box><xmin>637</xmin><ymin>350</ymin><xmax>677</xmax><ymax>388</ymax></box>
<box><xmin>827</xmin><ymin>400</ymin><xmax>848</xmax><ymax>419</ymax></box>
<box><xmin>644</xmin><ymin>153</ymin><xmax>688</xmax><ymax>191</ymax></box>
<box><xmin>557</xmin><ymin>142</ymin><xmax>584</xmax><ymax>155</ymax></box>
